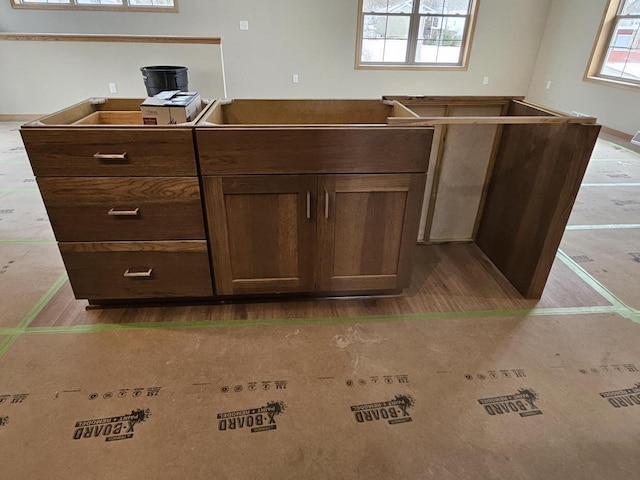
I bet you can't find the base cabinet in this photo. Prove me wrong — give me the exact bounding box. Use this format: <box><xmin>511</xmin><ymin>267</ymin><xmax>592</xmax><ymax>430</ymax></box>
<box><xmin>203</xmin><ymin>174</ymin><xmax>426</xmax><ymax>296</ymax></box>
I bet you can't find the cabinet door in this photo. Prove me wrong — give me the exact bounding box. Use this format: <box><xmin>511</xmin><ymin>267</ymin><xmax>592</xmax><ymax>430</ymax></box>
<box><xmin>203</xmin><ymin>175</ymin><xmax>317</xmax><ymax>295</ymax></box>
<box><xmin>317</xmin><ymin>174</ymin><xmax>426</xmax><ymax>292</ymax></box>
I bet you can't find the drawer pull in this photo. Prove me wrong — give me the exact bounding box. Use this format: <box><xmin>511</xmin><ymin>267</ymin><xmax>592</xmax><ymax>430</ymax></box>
<box><xmin>306</xmin><ymin>191</ymin><xmax>311</xmax><ymax>219</ymax></box>
<box><xmin>123</xmin><ymin>268</ymin><xmax>153</xmax><ymax>278</ymax></box>
<box><xmin>108</xmin><ymin>208</ymin><xmax>140</xmax><ymax>217</ymax></box>
<box><xmin>94</xmin><ymin>152</ymin><xmax>129</xmax><ymax>162</ymax></box>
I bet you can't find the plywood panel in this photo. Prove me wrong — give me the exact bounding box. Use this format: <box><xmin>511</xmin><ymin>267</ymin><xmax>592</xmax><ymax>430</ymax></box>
<box><xmin>428</xmin><ymin>105</ymin><xmax>503</xmax><ymax>242</ymax></box>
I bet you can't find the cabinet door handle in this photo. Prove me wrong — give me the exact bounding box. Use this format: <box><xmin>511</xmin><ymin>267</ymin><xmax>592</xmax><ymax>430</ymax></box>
<box><xmin>108</xmin><ymin>208</ymin><xmax>140</xmax><ymax>217</ymax></box>
<box><xmin>306</xmin><ymin>191</ymin><xmax>311</xmax><ymax>219</ymax></box>
<box><xmin>324</xmin><ymin>190</ymin><xmax>330</xmax><ymax>219</ymax></box>
<box><xmin>94</xmin><ymin>152</ymin><xmax>129</xmax><ymax>161</ymax></box>
<box><xmin>123</xmin><ymin>268</ymin><xmax>153</xmax><ymax>278</ymax></box>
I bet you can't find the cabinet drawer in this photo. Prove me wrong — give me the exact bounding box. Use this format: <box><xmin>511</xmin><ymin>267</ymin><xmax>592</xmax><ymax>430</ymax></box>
<box><xmin>59</xmin><ymin>241</ymin><xmax>213</xmax><ymax>300</ymax></box>
<box><xmin>38</xmin><ymin>177</ymin><xmax>206</xmax><ymax>241</ymax></box>
<box><xmin>21</xmin><ymin>128</ymin><xmax>196</xmax><ymax>176</ymax></box>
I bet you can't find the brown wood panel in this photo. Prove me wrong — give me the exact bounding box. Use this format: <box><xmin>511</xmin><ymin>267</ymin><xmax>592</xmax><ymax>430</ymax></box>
<box><xmin>203</xmin><ymin>175</ymin><xmax>317</xmax><ymax>295</ymax></box>
<box><xmin>477</xmin><ymin>102</ymin><xmax>601</xmax><ymax>298</ymax></box>
<box><xmin>37</xmin><ymin>177</ymin><xmax>205</xmax><ymax>241</ymax></box>
<box><xmin>21</xmin><ymin>128</ymin><xmax>196</xmax><ymax>176</ymax></box>
<box><xmin>317</xmin><ymin>174</ymin><xmax>426</xmax><ymax>292</ymax></box>
<box><xmin>196</xmin><ymin>128</ymin><xmax>433</xmax><ymax>175</ymax></box>
<box><xmin>58</xmin><ymin>241</ymin><xmax>212</xmax><ymax>300</ymax></box>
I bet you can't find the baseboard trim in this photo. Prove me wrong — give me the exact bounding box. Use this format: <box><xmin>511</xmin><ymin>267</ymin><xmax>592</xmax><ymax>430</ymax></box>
<box><xmin>600</xmin><ymin>127</ymin><xmax>640</xmax><ymax>154</ymax></box>
<box><xmin>601</xmin><ymin>126</ymin><xmax>633</xmax><ymax>141</ymax></box>
<box><xmin>0</xmin><ymin>114</ymin><xmax>43</xmax><ymax>122</ymax></box>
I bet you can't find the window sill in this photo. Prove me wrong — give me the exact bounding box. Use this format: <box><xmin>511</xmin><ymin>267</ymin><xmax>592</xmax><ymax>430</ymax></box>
<box><xmin>10</xmin><ymin>3</ymin><xmax>178</xmax><ymax>13</ymax></box>
<box><xmin>584</xmin><ymin>75</ymin><xmax>640</xmax><ymax>93</ymax></box>
<box><xmin>355</xmin><ymin>64</ymin><xmax>468</xmax><ymax>71</ymax></box>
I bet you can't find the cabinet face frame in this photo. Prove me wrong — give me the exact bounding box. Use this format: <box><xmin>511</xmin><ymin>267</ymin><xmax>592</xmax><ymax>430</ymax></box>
<box><xmin>203</xmin><ymin>175</ymin><xmax>318</xmax><ymax>295</ymax></box>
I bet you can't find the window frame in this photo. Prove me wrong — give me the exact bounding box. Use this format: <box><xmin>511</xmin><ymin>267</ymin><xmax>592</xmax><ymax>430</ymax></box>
<box><xmin>10</xmin><ymin>0</ymin><xmax>178</xmax><ymax>13</ymax></box>
<box><xmin>355</xmin><ymin>0</ymin><xmax>480</xmax><ymax>70</ymax></box>
<box><xmin>586</xmin><ymin>0</ymin><xmax>640</xmax><ymax>90</ymax></box>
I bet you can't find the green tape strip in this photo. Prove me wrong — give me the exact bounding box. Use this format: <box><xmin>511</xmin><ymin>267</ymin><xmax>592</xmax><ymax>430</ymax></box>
<box><xmin>0</xmin><ymin>239</ymin><xmax>57</xmax><ymax>245</ymax></box>
<box><xmin>20</xmin><ymin>305</ymin><xmax>631</xmax><ymax>336</ymax></box>
<box><xmin>557</xmin><ymin>249</ymin><xmax>638</xmax><ymax>323</ymax></box>
<box><xmin>0</xmin><ymin>336</ymin><xmax>19</xmax><ymax>359</ymax></box>
<box><xmin>17</xmin><ymin>273</ymin><xmax>68</xmax><ymax>330</ymax></box>
<box><xmin>0</xmin><ymin>250</ymin><xmax>635</xmax><ymax>341</ymax></box>
<box><xmin>0</xmin><ymin>273</ymin><xmax>68</xmax><ymax>359</ymax></box>
<box><xmin>566</xmin><ymin>224</ymin><xmax>640</xmax><ymax>230</ymax></box>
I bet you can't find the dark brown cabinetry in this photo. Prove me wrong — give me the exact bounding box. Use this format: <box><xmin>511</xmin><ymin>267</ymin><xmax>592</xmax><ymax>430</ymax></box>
<box><xmin>203</xmin><ymin>174</ymin><xmax>426</xmax><ymax>296</ymax></box>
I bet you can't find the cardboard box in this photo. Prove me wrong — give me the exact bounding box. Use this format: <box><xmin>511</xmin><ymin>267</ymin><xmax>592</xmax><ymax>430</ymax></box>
<box><xmin>140</xmin><ymin>90</ymin><xmax>202</xmax><ymax>125</ymax></box>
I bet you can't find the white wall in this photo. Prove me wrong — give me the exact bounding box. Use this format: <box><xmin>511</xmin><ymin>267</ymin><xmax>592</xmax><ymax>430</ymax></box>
<box><xmin>0</xmin><ymin>0</ymin><xmax>552</xmax><ymax>114</ymax></box>
<box><xmin>527</xmin><ymin>0</ymin><xmax>640</xmax><ymax>135</ymax></box>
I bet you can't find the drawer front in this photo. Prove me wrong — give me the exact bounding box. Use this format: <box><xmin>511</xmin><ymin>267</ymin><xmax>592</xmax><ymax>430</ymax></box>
<box><xmin>59</xmin><ymin>241</ymin><xmax>213</xmax><ymax>300</ymax></box>
<box><xmin>21</xmin><ymin>128</ymin><xmax>196</xmax><ymax>176</ymax></box>
<box><xmin>38</xmin><ymin>177</ymin><xmax>206</xmax><ymax>241</ymax></box>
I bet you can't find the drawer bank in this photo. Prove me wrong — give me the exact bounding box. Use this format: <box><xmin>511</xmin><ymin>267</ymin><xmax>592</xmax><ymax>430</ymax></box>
<box><xmin>20</xmin><ymin>97</ymin><xmax>599</xmax><ymax>305</ymax></box>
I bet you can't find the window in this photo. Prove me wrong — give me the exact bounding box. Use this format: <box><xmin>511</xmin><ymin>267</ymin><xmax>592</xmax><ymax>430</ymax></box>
<box><xmin>587</xmin><ymin>0</ymin><xmax>640</xmax><ymax>88</ymax></box>
<box><xmin>356</xmin><ymin>0</ymin><xmax>479</xmax><ymax>69</ymax></box>
<box><xmin>10</xmin><ymin>0</ymin><xmax>177</xmax><ymax>12</ymax></box>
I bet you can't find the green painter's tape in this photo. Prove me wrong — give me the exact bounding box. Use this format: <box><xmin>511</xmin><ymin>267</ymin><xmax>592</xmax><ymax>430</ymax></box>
<box><xmin>21</xmin><ymin>305</ymin><xmax>631</xmax><ymax>336</ymax></box>
<box><xmin>0</xmin><ymin>336</ymin><xmax>19</xmax><ymax>360</ymax></box>
<box><xmin>557</xmin><ymin>250</ymin><xmax>638</xmax><ymax>324</ymax></box>
<box><xmin>0</xmin><ymin>239</ymin><xmax>57</xmax><ymax>245</ymax></box>
<box><xmin>17</xmin><ymin>273</ymin><xmax>68</xmax><ymax>330</ymax></box>
<box><xmin>0</xmin><ymin>273</ymin><xmax>67</xmax><ymax>358</ymax></box>
<box><xmin>566</xmin><ymin>224</ymin><xmax>640</xmax><ymax>231</ymax></box>
<box><xmin>2</xmin><ymin>250</ymin><xmax>637</xmax><ymax>346</ymax></box>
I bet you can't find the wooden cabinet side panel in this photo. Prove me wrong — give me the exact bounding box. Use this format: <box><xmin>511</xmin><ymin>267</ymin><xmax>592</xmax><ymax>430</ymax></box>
<box><xmin>476</xmin><ymin>118</ymin><xmax>601</xmax><ymax>298</ymax></box>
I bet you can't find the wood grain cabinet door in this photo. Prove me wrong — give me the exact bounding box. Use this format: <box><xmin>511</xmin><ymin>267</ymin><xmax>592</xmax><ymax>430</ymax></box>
<box><xmin>317</xmin><ymin>174</ymin><xmax>426</xmax><ymax>293</ymax></box>
<box><xmin>203</xmin><ymin>175</ymin><xmax>318</xmax><ymax>295</ymax></box>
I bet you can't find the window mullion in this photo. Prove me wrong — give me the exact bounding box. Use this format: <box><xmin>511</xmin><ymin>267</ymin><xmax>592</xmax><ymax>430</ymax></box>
<box><xmin>406</xmin><ymin>1</ymin><xmax>421</xmax><ymax>64</ymax></box>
